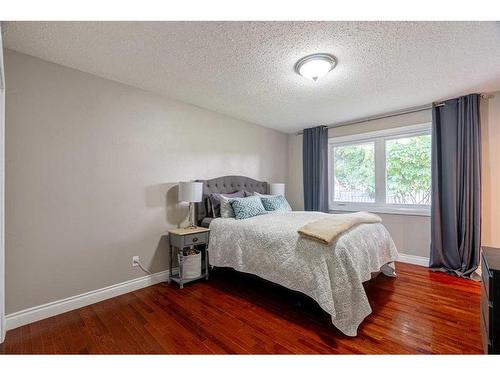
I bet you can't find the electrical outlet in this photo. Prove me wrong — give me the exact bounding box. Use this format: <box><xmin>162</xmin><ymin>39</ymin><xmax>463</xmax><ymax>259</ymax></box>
<box><xmin>132</xmin><ymin>256</ymin><xmax>139</xmax><ymax>267</ymax></box>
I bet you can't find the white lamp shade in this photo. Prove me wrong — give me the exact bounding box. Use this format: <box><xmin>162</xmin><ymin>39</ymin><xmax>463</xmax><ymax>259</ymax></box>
<box><xmin>178</xmin><ymin>181</ymin><xmax>203</xmax><ymax>202</ymax></box>
<box><xmin>270</xmin><ymin>183</ymin><xmax>285</xmax><ymax>196</ymax></box>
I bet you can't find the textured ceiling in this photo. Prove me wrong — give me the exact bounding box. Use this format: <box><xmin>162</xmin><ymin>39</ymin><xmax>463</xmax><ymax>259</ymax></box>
<box><xmin>3</xmin><ymin>21</ymin><xmax>500</xmax><ymax>133</ymax></box>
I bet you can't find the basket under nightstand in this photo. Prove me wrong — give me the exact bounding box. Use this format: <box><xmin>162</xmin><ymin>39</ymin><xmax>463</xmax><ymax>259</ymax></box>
<box><xmin>168</xmin><ymin>226</ymin><xmax>210</xmax><ymax>289</ymax></box>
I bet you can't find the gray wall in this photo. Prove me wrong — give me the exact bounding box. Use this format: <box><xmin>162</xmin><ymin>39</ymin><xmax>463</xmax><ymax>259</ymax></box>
<box><xmin>4</xmin><ymin>50</ymin><xmax>288</xmax><ymax>314</ymax></box>
<box><xmin>287</xmin><ymin>110</ymin><xmax>432</xmax><ymax>258</ymax></box>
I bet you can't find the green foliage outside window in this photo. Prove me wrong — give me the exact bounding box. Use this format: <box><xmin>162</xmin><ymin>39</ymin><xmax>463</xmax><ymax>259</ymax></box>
<box><xmin>386</xmin><ymin>135</ymin><xmax>431</xmax><ymax>205</ymax></box>
<box><xmin>333</xmin><ymin>134</ymin><xmax>431</xmax><ymax>205</ymax></box>
<box><xmin>334</xmin><ymin>143</ymin><xmax>375</xmax><ymax>200</ymax></box>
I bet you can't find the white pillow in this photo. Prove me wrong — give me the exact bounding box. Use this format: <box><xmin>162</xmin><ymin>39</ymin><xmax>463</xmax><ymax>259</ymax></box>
<box><xmin>219</xmin><ymin>195</ymin><xmax>237</xmax><ymax>218</ymax></box>
<box><xmin>253</xmin><ymin>192</ymin><xmax>278</xmax><ymax>198</ymax></box>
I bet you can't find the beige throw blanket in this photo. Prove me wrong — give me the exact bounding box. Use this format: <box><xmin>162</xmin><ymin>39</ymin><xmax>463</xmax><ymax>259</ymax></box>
<box><xmin>298</xmin><ymin>211</ymin><xmax>382</xmax><ymax>245</ymax></box>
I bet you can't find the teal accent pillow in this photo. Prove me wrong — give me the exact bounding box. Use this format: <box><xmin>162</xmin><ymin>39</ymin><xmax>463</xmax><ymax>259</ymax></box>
<box><xmin>260</xmin><ymin>195</ymin><xmax>292</xmax><ymax>212</ymax></box>
<box><xmin>230</xmin><ymin>196</ymin><xmax>267</xmax><ymax>220</ymax></box>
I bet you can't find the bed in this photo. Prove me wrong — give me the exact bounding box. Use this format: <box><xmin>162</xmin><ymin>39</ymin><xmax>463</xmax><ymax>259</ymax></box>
<box><xmin>195</xmin><ymin>176</ymin><xmax>399</xmax><ymax>336</ymax></box>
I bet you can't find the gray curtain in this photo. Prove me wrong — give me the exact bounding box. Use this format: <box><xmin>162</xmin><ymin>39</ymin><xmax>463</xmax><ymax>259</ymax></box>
<box><xmin>430</xmin><ymin>94</ymin><xmax>481</xmax><ymax>278</ymax></box>
<box><xmin>303</xmin><ymin>126</ymin><xmax>329</xmax><ymax>212</ymax></box>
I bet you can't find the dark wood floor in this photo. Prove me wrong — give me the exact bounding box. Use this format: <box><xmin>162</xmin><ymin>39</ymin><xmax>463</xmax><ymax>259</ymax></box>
<box><xmin>0</xmin><ymin>262</ymin><xmax>483</xmax><ymax>354</ymax></box>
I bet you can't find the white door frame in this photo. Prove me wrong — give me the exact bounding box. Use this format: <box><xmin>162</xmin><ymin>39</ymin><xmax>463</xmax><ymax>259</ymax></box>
<box><xmin>0</xmin><ymin>24</ymin><xmax>6</xmax><ymax>344</ymax></box>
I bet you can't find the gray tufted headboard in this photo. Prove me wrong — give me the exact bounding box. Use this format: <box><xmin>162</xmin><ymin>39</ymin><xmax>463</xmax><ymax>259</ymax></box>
<box><xmin>195</xmin><ymin>176</ymin><xmax>268</xmax><ymax>226</ymax></box>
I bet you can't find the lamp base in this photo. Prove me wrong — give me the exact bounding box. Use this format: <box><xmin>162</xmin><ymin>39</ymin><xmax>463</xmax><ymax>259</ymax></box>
<box><xmin>184</xmin><ymin>202</ymin><xmax>197</xmax><ymax>229</ymax></box>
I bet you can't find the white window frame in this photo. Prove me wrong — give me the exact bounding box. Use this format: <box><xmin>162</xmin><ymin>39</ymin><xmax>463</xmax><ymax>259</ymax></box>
<box><xmin>328</xmin><ymin>123</ymin><xmax>432</xmax><ymax>216</ymax></box>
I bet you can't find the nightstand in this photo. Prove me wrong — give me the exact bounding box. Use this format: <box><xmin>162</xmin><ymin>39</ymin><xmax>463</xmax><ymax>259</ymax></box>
<box><xmin>168</xmin><ymin>226</ymin><xmax>210</xmax><ymax>289</ymax></box>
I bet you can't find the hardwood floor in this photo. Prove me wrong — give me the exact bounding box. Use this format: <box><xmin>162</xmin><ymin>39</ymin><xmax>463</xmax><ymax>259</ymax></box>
<box><xmin>0</xmin><ymin>262</ymin><xmax>483</xmax><ymax>354</ymax></box>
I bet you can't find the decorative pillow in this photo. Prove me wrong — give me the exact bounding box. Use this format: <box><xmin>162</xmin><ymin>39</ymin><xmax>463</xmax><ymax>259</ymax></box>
<box><xmin>253</xmin><ymin>192</ymin><xmax>273</xmax><ymax>198</ymax></box>
<box><xmin>230</xmin><ymin>196</ymin><xmax>267</xmax><ymax>220</ymax></box>
<box><xmin>209</xmin><ymin>190</ymin><xmax>246</xmax><ymax>217</ymax></box>
<box><xmin>260</xmin><ymin>195</ymin><xmax>292</xmax><ymax>212</ymax></box>
<box><xmin>219</xmin><ymin>195</ymin><xmax>238</xmax><ymax>218</ymax></box>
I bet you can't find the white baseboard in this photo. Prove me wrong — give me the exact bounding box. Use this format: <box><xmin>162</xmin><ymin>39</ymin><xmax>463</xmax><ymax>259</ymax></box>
<box><xmin>397</xmin><ymin>253</ymin><xmax>429</xmax><ymax>267</ymax></box>
<box><xmin>1</xmin><ymin>316</ymin><xmax>5</xmax><ymax>344</ymax></box>
<box><xmin>6</xmin><ymin>268</ymin><xmax>177</xmax><ymax>331</ymax></box>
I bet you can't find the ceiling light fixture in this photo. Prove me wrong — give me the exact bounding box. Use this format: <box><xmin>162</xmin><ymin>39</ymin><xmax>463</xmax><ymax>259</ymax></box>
<box><xmin>294</xmin><ymin>53</ymin><xmax>337</xmax><ymax>82</ymax></box>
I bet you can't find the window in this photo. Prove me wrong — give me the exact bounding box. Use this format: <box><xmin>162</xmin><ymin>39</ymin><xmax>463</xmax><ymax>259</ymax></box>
<box><xmin>329</xmin><ymin>123</ymin><xmax>431</xmax><ymax>215</ymax></box>
<box><xmin>333</xmin><ymin>142</ymin><xmax>375</xmax><ymax>203</ymax></box>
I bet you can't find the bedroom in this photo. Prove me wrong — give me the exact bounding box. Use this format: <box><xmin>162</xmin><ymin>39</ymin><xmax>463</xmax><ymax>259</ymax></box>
<box><xmin>0</xmin><ymin>0</ymin><xmax>500</xmax><ymax>372</ymax></box>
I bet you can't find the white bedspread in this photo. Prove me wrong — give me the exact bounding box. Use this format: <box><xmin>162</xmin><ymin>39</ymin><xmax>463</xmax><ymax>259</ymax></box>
<box><xmin>208</xmin><ymin>211</ymin><xmax>398</xmax><ymax>336</ymax></box>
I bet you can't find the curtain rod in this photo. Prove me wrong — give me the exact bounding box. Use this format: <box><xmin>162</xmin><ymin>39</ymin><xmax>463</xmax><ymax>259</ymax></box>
<box><xmin>295</xmin><ymin>93</ymin><xmax>493</xmax><ymax>135</ymax></box>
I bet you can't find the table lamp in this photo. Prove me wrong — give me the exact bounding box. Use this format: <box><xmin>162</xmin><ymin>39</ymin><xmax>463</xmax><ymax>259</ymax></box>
<box><xmin>270</xmin><ymin>183</ymin><xmax>285</xmax><ymax>196</ymax></box>
<box><xmin>178</xmin><ymin>181</ymin><xmax>203</xmax><ymax>228</ymax></box>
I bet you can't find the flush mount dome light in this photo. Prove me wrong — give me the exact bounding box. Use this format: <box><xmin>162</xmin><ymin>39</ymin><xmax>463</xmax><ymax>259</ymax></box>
<box><xmin>294</xmin><ymin>53</ymin><xmax>337</xmax><ymax>82</ymax></box>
